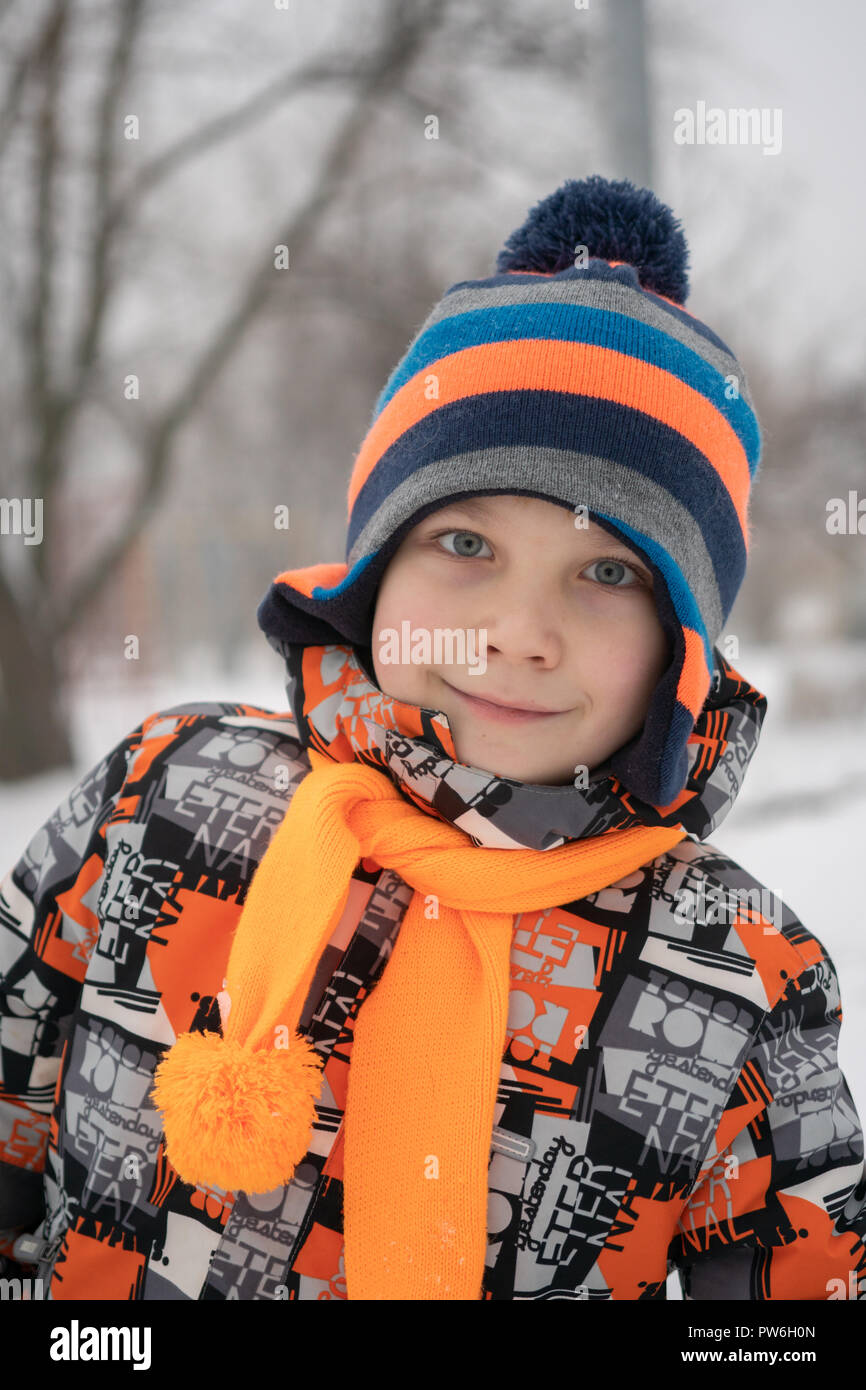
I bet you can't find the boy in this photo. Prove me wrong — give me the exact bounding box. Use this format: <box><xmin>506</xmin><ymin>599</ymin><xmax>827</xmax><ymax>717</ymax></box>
<box><xmin>1</xmin><ymin>175</ymin><xmax>864</xmax><ymax>1300</ymax></box>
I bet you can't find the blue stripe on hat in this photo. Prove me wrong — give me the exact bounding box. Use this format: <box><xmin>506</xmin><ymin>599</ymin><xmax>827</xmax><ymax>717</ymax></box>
<box><xmin>310</xmin><ymin>552</ymin><xmax>375</xmax><ymax>599</ymax></box>
<box><xmin>371</xmin><ymin>303</ymin><xmax>760</xmax><ymax>473</ymax></box>
<box><xmin>444</xmin><ymin>263</ymin><xmax>740</xmax><ymax>361</ymax></box>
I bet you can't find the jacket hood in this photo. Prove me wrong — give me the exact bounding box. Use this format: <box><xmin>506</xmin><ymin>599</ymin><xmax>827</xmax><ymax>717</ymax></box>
<box><xmin>263</xmin><ymin>637</ymin><xmax>767</xmax><ymax>852</ymax></box>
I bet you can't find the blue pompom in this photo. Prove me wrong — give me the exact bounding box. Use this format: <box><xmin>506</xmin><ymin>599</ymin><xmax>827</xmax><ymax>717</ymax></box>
<box><xmin>495</xmin><ymin>175</ymin><xmax>691</xmax><ymax>305</ymax></box>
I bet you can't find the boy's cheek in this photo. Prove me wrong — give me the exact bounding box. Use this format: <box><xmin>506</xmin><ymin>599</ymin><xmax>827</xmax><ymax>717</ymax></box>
<box><xmin>374</xmin><ymin>592</ymin><xmax>473</xmax><ymax>651</ymax></box>
<box><xmin>604</xmin><ymin>652</ymin><xmax>665</xmax><ymax>729</ymax></box>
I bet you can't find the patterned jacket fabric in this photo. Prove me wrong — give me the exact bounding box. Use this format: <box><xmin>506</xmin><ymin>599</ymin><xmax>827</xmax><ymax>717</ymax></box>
<box><xmin>1</xmin><ymin>642</ymin><xmax>864</xmax><ymax>1300</ymax></box>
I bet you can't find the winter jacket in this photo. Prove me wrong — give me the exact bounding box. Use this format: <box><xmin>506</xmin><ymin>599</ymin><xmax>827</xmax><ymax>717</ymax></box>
<box><xmin>1</xmin><ymin>641</ymin><xmax>864</xmax><ymax>1300</ymax></box>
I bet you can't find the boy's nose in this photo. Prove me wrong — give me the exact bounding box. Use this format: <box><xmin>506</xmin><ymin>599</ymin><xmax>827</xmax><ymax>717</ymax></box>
<box><xmin>480</xmin><ymin>606</ymin><xmax>563</xmax><ymax>666</ymax></box>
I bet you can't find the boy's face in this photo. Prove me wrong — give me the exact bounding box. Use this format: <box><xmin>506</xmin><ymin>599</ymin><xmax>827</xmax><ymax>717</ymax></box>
<box><xmin>370</xmin><ymin>494</ymin><xmax>671</xmax><ymax>787</ymax></box>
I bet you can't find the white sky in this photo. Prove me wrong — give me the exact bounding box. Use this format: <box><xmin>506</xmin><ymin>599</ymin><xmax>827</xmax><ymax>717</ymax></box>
<box><xmin>650</xmin><ymin>0</ymin><xmax>866</xmax><ymax>385</ymax></box>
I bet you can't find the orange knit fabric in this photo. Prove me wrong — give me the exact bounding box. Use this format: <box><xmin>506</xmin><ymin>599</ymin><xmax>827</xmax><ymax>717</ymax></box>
<box><xmin>152</xmin><ymin>749</ymin><xmax>687</xmax><ymax>1300</ymax></box>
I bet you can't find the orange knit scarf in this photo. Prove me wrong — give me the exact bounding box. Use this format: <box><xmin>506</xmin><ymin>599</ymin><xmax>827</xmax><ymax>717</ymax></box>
<box><xmin>150</xmin><ymin>749</ymin><xmax>687</xmax><ymax>1300</ymax></box>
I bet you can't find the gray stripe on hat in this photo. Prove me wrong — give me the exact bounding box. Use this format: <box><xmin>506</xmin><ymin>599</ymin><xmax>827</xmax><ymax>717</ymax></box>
<box><xmin>347</xmin><ymin>446</ymin><xmax>725</xmax><ymax>644</ymax></box>
<box><xmin>411</xmin><ymin>278</ymin><xmax>757</xmax><ymax>416</ymax></box>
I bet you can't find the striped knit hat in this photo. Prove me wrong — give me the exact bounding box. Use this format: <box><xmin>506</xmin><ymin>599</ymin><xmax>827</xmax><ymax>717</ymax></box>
<box><xmin>257</xmin><ymin>175</ymin><xmax>762</xmax><ymax>807</ymax></box>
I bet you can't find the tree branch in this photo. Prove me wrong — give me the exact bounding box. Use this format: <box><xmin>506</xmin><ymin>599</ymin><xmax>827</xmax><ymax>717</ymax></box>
<box><xmin>22</xmin><ymin>0</ymin><xmax>66</xmax><ymax>589</ymax></box>
<box><xmin>51</xmin><ymin>0</ymin><xmax>450</xmax><ymax>638</ymax></box>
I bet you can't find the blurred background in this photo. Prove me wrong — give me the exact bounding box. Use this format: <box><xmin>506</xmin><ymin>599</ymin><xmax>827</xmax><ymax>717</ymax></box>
<box><xmin>1</xmin><ymin>0</ymin><xmax>865</xmax><ymax>1278</ymax></box>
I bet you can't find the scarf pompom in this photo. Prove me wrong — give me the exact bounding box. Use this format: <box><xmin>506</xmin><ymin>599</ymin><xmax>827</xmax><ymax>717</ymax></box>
<box><xmin>150</xmin><ymin>1030</ymin><xmax>325</xmax><ymax>1193</ymax></box>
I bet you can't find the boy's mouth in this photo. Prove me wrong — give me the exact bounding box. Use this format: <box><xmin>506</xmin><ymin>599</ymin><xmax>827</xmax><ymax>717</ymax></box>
<box><xmin>440</xmin><ymin>679</ymin><xmax>569</xmax><ymax>723</ymax></box>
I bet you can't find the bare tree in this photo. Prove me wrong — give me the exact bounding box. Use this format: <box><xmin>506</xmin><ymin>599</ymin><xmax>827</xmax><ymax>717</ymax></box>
<box><xmin>0</xmin><ymin>0</ymin><xmax>499</xmax><ymax>778</ymax></box>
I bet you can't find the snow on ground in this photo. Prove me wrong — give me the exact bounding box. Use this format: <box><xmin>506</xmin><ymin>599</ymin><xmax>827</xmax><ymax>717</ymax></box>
<box><xmin>2</xmin><ymin>640</ymin><xmax>865</xmax><ymax>1303</ymax></box>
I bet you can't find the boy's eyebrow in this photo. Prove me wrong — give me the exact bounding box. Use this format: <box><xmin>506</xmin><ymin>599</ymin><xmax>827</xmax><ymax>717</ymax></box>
<box><xmin>429</xmin><ymin>496</ymin><xmax>501</xmax><ymax>521</ymax></box>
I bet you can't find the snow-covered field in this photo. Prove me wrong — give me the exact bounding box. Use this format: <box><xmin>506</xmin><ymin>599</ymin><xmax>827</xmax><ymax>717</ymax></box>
<box><xmin>2</xmin><ymin>640</ymin><xmax>864</xmax><ymax>1299</ymax></box>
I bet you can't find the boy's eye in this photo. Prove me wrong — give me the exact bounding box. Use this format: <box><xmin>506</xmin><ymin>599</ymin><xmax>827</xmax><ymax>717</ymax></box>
<box><xmin>435</xmin><ymin>529</ymin><xmax>493</xmax><ymax>558</ymax></box>
<box><xmin>431</xmin><ymin>531</ymin><xmax>646</xmax><ymax>588</ymax></box>
<box><xmin>583</xmin><ymin>558</ymin><xmax>643</xmax><ymax>588</ymax></box>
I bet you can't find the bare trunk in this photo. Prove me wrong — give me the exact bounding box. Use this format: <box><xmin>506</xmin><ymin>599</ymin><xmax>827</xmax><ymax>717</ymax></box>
<box><xmin>0</xmin><ymin>569</ymin><xmax>73</xmax><ymax>780</ymax></box>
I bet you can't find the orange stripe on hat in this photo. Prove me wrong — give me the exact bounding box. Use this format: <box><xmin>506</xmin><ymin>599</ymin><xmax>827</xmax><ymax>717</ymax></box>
<box><xmin>346</xmin><ymin>340</ymin><xmax>751</xmax><ymax>538</ymax></box>
<box><xmin>677</xmin><ymin>627</ymin><xmax>712</xmax><ymax>718</ymax></box>
<box><xmin>271</xmin><ymin>561</ymin><xmax>349</xmax><ymax>598</ymax></box>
